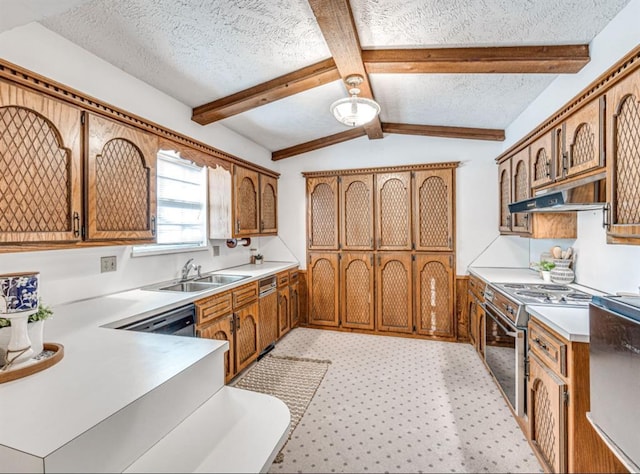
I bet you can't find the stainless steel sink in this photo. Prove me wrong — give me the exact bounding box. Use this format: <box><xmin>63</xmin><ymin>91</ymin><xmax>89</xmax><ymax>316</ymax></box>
<box><xmin>158</xmin><ymin>281</ymin><xmax>223</xmax><ymax>292</ymax></box>
<box><xmin>194</xmin><ymin>274</ymin><xmax>249</xmax><ymax>285</ymax></box>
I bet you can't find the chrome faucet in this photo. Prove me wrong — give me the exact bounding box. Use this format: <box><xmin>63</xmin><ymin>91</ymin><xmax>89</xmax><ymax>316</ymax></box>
<box><xmin>181</xmin><ymin>258</ymin><xmax>199</xmax><ymax>281</ymax></box>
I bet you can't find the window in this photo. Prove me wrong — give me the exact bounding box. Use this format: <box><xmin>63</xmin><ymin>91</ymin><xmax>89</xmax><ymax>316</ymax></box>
<box><xmin>133</xmin><ymin>151</ymin><xmax>207</xmax><ymax>256</ymax></box>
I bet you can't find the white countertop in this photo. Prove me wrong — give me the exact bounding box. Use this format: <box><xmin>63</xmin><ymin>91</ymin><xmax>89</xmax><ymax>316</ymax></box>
<box><xmin>469</xmin><ymin>266</ymin><xmax>609</xmax><ymax>343</ymax></box>
<box><xmin>0</xmin><ymin>260</ymin><xmax>298</xmax><ymax>462</ymax></box>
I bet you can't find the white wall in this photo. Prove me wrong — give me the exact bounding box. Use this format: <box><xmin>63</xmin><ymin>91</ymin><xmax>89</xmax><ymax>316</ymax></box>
<box><xmin>0</xmin><ymin>23</ymin><xmax>296</xmax><ymax>306</ymax></box>
<box><xmin>506</xmin><ymin>0</ymin><xmax>640</xmax><ymax>294</ymax></box>
<box><xmin>276</xmin><ymin>133</ymin><xmax>503</xmax><ymax>274</ymax></box>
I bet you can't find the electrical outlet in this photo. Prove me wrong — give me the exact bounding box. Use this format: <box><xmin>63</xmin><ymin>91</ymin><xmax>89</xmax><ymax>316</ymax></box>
<box><xmin>212</xmin><ymin>245</ymin><xmax>220</xmax><ymax>257</ymax></box>
<box><xmin>100</xmin><ymin>256</ymin><xmax>117</xmax><ymax>273</ymax></box>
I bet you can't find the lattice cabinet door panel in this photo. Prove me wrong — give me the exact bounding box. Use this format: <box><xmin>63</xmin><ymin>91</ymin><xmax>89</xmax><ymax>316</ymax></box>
<box><xmin>468</xmin><ymin>294</ymin><xmax>478</xmax><ymax>348</ymax></box>
<box><xmin>413</xmin><ymin>169</ymin><xmax>454</xmax><ymax>251</ymax></box>
<box><xmin>340</xmin><ymin>174</ymin><xmax>374</xmax><ymax>250</ymax></box>
<box><xmin>85</xmin><ymin>113</ymin><xmax>157</xmax><ymax>241</ymax></box>
<box><xmin>234</xmin><ymin>165</ymin><xmax>260</xmax><ymax>236</ymax></box>
<box><xmin>259</xmin><ymin>174</ymin><xmax>277</xmax><ymax>235</ymax></box>
<box><xmin>563</xmin><ymin>97</ymin><xmax>604</xmax><ymax>179</ymax></box>
<box><xmin>258</xmin><ymin>289</ymin><xmax>278</xmax><ymax>353</ymax></box>
<box><xmin>375</xmin><ymin>172</ymin><xmax>412</xmax><ymax>250</ymax></box>
<box><xmin>290</xmin><ymin>281</ymin><xmax>300</xmax><ymax>329</ymax></box>
<box><xmin>530</xmin><ymin>131</ymin><xmax>555</xmax><ymax>188</ymax></box>
<box><xmin>528</xmin><ymin>352</ymin><xmax>568</xmax><ymax>474</ymax></box>
<box><xmin>0</xmin><ymin>80</ymin><xmax>83</xmax><ymax>243</ymax></box>
<box><xmin>511</xmin><ymin>148</ymin><xmax>531</xmax><ymax>233</ymax></box>
<box><xmin>498</xmin><ymin>160</ymin><xmax>512</xmax><ymax>232</ymax></box>
<box><xmin>340</xmin><ymin>253</ymin><xmax>375</xmax><ymax>330</ymax></box>
<box><xmin>606</xmin><ymin>71</ymin><xmax>640</xmax><ymax>242</ymax></box>
<box><xmin>308</xmin><ymin>253</ymin><xmax>340</xmax><ymax>327</ymax></box>
<box><xmin>414</xmin><ymin>254</ymin><xmax>455</xmax><ymax>339</ymax></box>
<box><xmin>376</xmin><ymin>253</ymin><xmax>412</xmax><ymax>333</ymax></box>
<box><xmin>235</xmin><ymin>301</ymin><xmax>259</xmax><ymax>374</ymax></box>
<box><xmin>278</xmin><ymin>285</ymin><xmax>290</xmax><ymax>338</ymax></box>
<box><xmin>197</xmin><ymin>314</ymin><xmax>235</xmax><ymax>383</ymax></box>
<box><xmin>307</xmin><ymin>177</ymin><xmax>339</xmax><ymax>250</ymax></box>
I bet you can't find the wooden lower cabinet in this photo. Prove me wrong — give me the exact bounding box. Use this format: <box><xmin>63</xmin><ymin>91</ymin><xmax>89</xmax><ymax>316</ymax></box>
<box><xmin>278</xmin><ymin>286</ymin><xmax>290</xmax><ymax>338</ymax></box>
<box><xmin>527</xmin><ymin>317</ymin><xmax>626</xmax><ymax>474</ymax></box>
<box><xmin>414</xmin><ymin>254</ymin><xmax>455</xmax><ymax>339</ymax></box>
<box><xmin>197</xmin><ymin>314</ymin><xmax>235</xmax><ymax>383</ymax></box>
<box><xmin>528</xmin><ymin>351</ymin><xmax>568</xmax><ymax>473</ymax></box>
<box><xmin>308</xmin><ymin>253</ymin><xmax>340</xmax><ymax>327</ymax></box>
<box><xmin>290</xmin><ymin>281</ymin><xmax>300</xmax><ymax>329</ymax></box>
<box><xmin>234</xmin><ymin>301</ymin><xmax>259</xmax><ymax>374</ymax></box>
<box><xmin>341</xmin><ymin>253</ymin><xmax>375</xmax><ymax>330</ymax></box>
<box><xmin>376</xmin><ymin>253</ymin><xmax>412</xmax><ymax>333</ymax></box>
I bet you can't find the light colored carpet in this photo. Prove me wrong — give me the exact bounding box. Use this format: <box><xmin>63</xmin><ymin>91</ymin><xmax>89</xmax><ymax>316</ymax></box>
<box><xmin>232</xmin><ymin>354</ymin><xmax>331</xmax><ymax>462</ymax></box>
<box><xmin>268</xmin><ymin>328</ymin><xmax>542</xmax><ymax>474</ymax></box>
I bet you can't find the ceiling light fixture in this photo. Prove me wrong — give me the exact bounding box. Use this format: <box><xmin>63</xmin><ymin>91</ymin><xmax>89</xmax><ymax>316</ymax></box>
<box><xmin>330</xmin><ymin>74</ymin><xmax>381</xmax><ymax>127</ymax></box>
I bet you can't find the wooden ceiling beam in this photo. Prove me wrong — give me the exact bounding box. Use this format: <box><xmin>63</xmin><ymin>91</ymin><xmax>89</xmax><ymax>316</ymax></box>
<box><xmin>191</xmin><ymin>58</ymin><xmax>340</xmax><ymax>125</ymax></box>
<box><xmin>308</xmin><ymin>0</ymin><xmax>383</xmax><ymax>139</ymax></box>
<box><xmin>382</xmin><ymin>122</ymin><xmax>505</xmax><ymax>141</ymax></box>
<box><xmin>363</xmin><ymin>45</ymin><xmax>590</xmax><ymax>74</ymax></box>
<box><xmin>272</xmin><ymin>127</ymin><xmax>366</xmax><ymax>161</ymax></box>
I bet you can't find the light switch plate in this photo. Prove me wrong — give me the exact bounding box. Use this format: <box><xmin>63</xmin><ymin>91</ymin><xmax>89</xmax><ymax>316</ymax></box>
<box><xmin>101</xmin><ymin>256</ymin><xmax>117</xmax><ymax>273</ymax></box>
<box><xmin>212</xmin><ymin>245</ymin><xmax>220</xmax><ymax>256</ymax></box>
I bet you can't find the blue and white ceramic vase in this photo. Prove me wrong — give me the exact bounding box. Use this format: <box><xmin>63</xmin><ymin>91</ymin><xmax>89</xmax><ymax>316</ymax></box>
<box><xmin>0</xmin><ymin>272</ymin><xmax>40</xmax><ymax>368</ymax></box>
<box><xmin>550</xmin><ymin>260</ymin><xmax>574</xmax><ymax>284</ymax></box>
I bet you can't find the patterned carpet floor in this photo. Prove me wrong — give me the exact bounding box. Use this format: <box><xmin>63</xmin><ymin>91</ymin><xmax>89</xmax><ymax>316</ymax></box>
<box><xmin>267</xmin><ymin>328</ymin><xmax>542</xmax><ymax>473</ymax></box>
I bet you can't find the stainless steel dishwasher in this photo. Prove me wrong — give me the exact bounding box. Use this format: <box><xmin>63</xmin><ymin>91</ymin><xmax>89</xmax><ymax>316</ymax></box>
<box><xmin>116</xmin><ymin>304</ymin><xmax>196</xmax><ymax>337</ymax></box>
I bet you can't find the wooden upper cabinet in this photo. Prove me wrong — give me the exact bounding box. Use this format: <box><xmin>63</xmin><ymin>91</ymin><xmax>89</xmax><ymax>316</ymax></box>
<box><xmin>413</xmin><ymin>169</ymin><xmax>454</xmax><ymax>251</ymax></box>
<box><xmin>340</xmin><ymin>174</ymin><xmax>374</xmax><ymax>250</ymax></box>
<box><xmin>234</xmin><ymin>165</ymin><xmax>260</xmax><ymax>236</ymax></box>
<box><xmin>563</xmin><ymin>97</ymin><xmax>604</xmax><ymax>179</ymax></box>
<box><xmin>85</xmin><ymin>113</ymin><xmax>157</xmax><ymax>241</ymax></box>
<box><xmin>498</xmin><ymin>159</ymin><xmax>512</xmax><ymax>232</ymax></box>
<box><xmin>307</xmin><ymin>253</ymin><xmax>340</xmax><ymax>327</ymax></box>
<box><xmin>414</xmin><ymin>254</ymin><xmax>455</xmax><ymax>339</ymax></box>
<box><xmin>260</xmin><ymin>174</ymin><xmax>277</xmax><ymax>235</ymax></box>
<box><xmin>375</xmin><ymin>172</ymin><xmax>412</xmax><ymax>250</ymax></box>
<box><xmin>340</xmin><ymin>253</ymin><xmax>375</xmax><ymax>330</ymax></box>
<box><xmin>530</xmin><ymin>131</ymin><xmax>555</xmax><ymax>188</ymax></box>
<box><xmin>376</xmin><ymin>253</ymin><xmax>412</xmax><ymax>333</ymax></box>
<box><xmin>606</xmin><ymin>70</ymin><xmax>640</xmax><ymax>242</ymax></box>
<box><xmin>528</xmin><ymin>352</ymin><xmax>568</xmax><ymax>473</ymax></box>
<box><xmin>208</xmin><ymin>163</ymin><xmax>233</xmax><ymax>239</ymax></box>
<box><xmin>0</xmin><ymin>80</ymin><xmax>83</xmax><ymax>244</ymax></box>
<box><xmin>307</xmin><ymin>177</ymin><xmax>339</xmax><ymax>250</ymax></box>
<box><xmin>511</xmin><ymin>148</ymin><xmax>531</xmax><ymax>233</ymax></box>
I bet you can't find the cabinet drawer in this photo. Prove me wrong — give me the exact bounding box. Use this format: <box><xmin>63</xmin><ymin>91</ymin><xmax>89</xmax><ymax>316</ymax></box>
<box><xmin>195</xmin><ymin>292</ymin><xmax>232</xmax><ymax>325</ymax></box>
<box><xmin>468</xmin><ymin>274</ymin><xmax>485</xmax><ymax>301</ymax></box>
<box><xmin>233</xmin><ymin>281</ymin><xmax>258</xmax><ymax>308</ymax></box>
<box><xmin>277</xmin><ymin>271</ymin><xmax>289</xmax><ymax>288</ymax></box>
<box><xmin>289</xmin><ymin>268</ymin><xmax>299</xmax><ymax>284</ymax></box>
<box><xmin>529</xmin><ymin>317</ymin><xmax>567</xmax><ymax>377</ymax></box>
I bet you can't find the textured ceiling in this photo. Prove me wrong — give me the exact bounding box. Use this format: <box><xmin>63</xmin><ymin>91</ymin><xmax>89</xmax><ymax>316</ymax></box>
<box><xmin>6</xmin><ymin>0</ymin><xmax>630</xmax><ymax>152</ymax></box>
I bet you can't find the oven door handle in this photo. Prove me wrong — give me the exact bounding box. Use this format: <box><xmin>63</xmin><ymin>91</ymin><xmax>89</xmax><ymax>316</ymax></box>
<box><xmin>483</xmin><ymin>301</ymin><xmax>519</xmax><ymax>337</ymax></box>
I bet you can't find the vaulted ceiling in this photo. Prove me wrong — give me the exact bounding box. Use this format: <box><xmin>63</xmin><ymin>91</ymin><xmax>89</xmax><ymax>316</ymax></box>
<box><xmin>3</xmin><ymin>0</ymin><xmax>632</xmax><ymax>159</ymax></box>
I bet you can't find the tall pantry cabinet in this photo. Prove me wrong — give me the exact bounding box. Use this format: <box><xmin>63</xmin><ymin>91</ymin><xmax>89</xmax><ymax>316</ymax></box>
<box><xmin>304</xmin><ymin>162</ymin><xmax>458</xmax><ymax>341</ymax></box>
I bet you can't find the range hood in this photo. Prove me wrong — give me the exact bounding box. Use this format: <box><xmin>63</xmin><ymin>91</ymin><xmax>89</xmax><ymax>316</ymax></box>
<box><xmin>509</xmin><ymin>171</ymin><xmax>607</xmax><ymax>213</ymax></box>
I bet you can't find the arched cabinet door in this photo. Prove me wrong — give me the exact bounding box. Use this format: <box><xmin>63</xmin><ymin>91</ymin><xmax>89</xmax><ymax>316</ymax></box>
<box><xmin>0</xmin><ymin>80</ymin><xmax>83</xmax><ymax>243</ymax></box>
<box><xmin>376</xmin><ymin>253</ymin><xmax>412</xmax><ymax>333</ymax></box>
<box><xmin>375</xmin><ymin>172</ymin><xmax>412</xmax><ymax>250</ymax></box>
<box><xmin>511</xmin><ymin>148</ymin><xmax>531</xmax><ymax>234</ymax></box>
<box><xmin>234</xmin><ymin>165</ymin><xmax>260</xmax><ymax>236</ymax></box>
<box><xmin>260</xmin><ymin>174</ymin><xmax>278</xmax><ymax>235</ymax></box>
<box><xmin>235</xmin><ymin>301</ymin><xmax>259</xmax><ymax>373</ymax></box>
<box><xmin>278</xmin><ymin>286</ymin><xmax>290</xmax><ymax>338</ymax></box>
<box><xmin>414</xmin><ymin>254</ymin><xmax>455</xmax><ymax>339</ymax></box>
<box><xmin>289</xmin><ymin>281</ymin><xmax>300</xmax><ymax>329</ymax></box>
<box><xmin>530</xmin><ymin>131</ymin><xmax>554</xmax><ymax>189</ymax></box>
<box><xmin>606</xmin><ymin>72</ymin><xmax>640</xmax><ymax>242</ymax></box>
<box><xmin>413</xmin><ymin>169</ymin><xmax>454</xmax><ymax>251</ymax></box>
<box><xmin>340</xmin><ymin>174</ymin><xmax>374</xmax><ymax>250</ymax></box>
<box><xmin>85</xmin><ymin>113</ymin><xmax>157</xmax><ymax>241</ymax></box>
<box><xmin>307</xmin><ymin>177</ymin><xmax>339</xmax><ymax>250</ymax></box>
<box><xmin>197</xmin><ymin>314</ymin><xmax>235</xmax><ymax>383</ymax></box>
<box><xmin>563</xmin><ymin>97</ymin><xmax>604</xmax><ymax>179</ymax></box>
<box><xmin>340</xmin><ymin>253</ymin><xmax>374</xmax><ymax>330</ymax></box>
<box><xmin>498</xmin><ymin>160</ymin><xmax>512</xmax><ymax>232</ymax></box>
<box><xmin>308</xmin><ymin>253</ymin><xmax>340</xmax><ymax>327</ymax></box>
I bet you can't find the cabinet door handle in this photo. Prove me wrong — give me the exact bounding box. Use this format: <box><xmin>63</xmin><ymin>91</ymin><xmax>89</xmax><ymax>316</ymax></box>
<box><xmin>534</xmin><ymin>337</ymin><xmax>548</xmax><ymax>351</ymax></box>
<box><xmin>236</xmin><ymin>219</ymin><xmax>240</xmax><ymax>234</ymax></box>
<box><xmin>602</xmin><ymin>203</ymin><xmax>611</xmax><ymax>230</ymax></box>
<box><xmin>73</xmin><ymin>212</ymin><xmax>80</xmax><ymax>238</ymax></box>
<box><xmin>151</xmin><ymin>215</ymin><xmax>156</xmax><ymax>236</ymax></box>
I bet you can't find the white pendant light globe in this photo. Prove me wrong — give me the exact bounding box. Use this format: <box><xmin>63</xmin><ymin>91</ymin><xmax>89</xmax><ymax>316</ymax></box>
<box><xmin>330</xmin><ymin>75</ymin><xmax>381</xmax><ymax>127</ymax></box>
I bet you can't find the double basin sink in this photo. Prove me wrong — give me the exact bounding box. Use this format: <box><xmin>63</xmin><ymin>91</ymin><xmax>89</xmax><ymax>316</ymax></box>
<box><xmin>143</xmin><ymin>273</ymin><xmax>250</xmax><ymax>293</ymax></box>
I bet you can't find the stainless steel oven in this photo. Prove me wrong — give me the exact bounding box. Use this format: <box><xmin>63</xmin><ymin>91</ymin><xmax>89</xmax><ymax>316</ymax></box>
<box><xmin>482</xmin><ymin>291</ymin><xmax>527</xmax><ymax>418</ymax></box>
